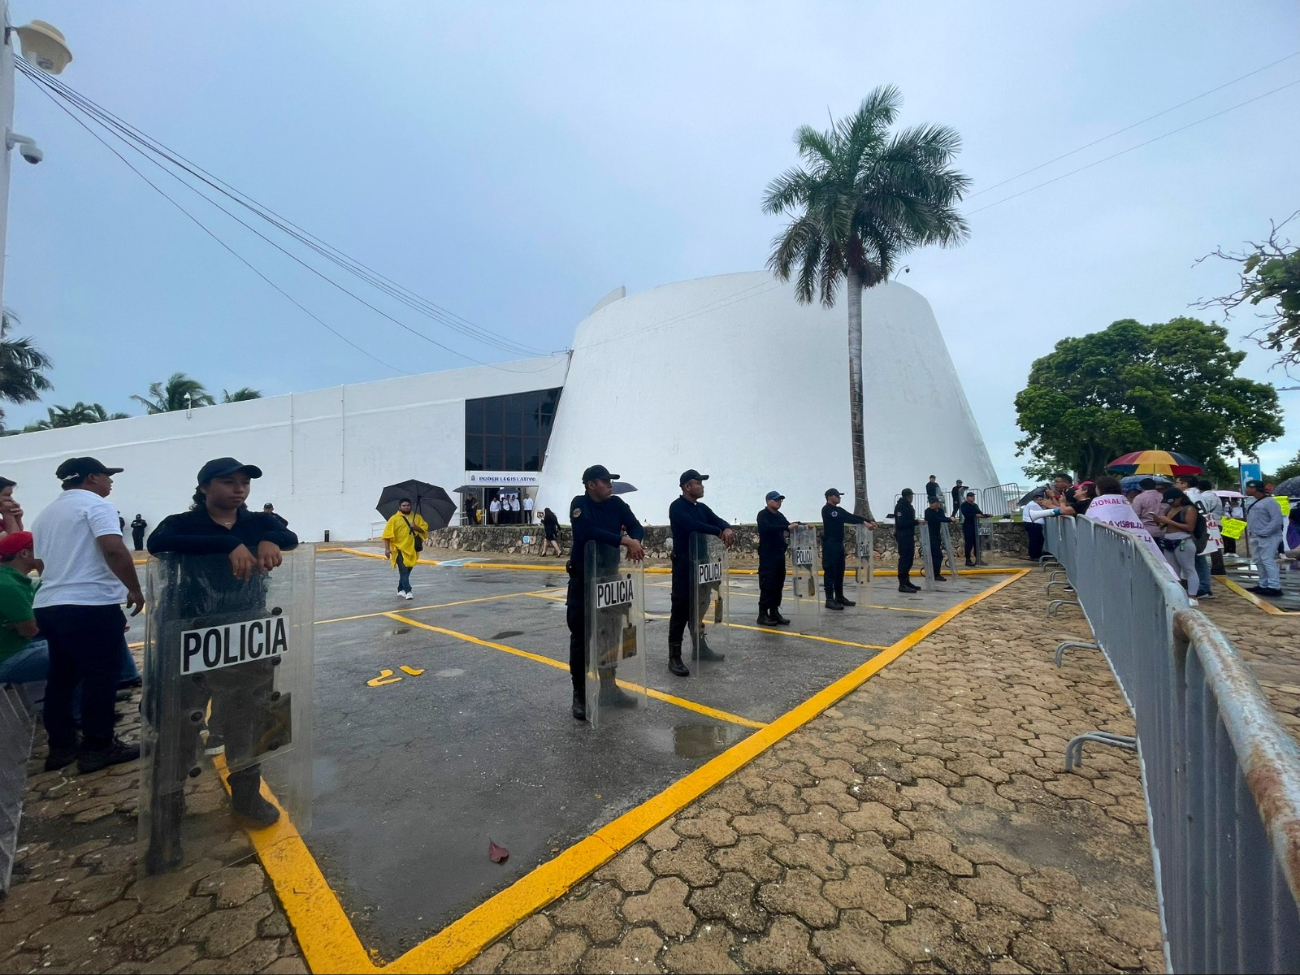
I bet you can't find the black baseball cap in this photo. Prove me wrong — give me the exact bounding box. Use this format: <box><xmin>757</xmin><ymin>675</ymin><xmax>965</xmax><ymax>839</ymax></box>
<box><xmin>56</xmin><ymin>457</ymin><xmax>123</xmax><ymax>483</ymax></box>
<box><xmin>900</xmin><ymin>487</ymin><xmax>914</xmax><ymax>496</ymax></box>
<box><xmin>582</xmin><ymin>464</ymin><xmax>619</xmax><ymax>483</ymax></box>
<box><xmin>197</xmin><ymin>457</ymin><xmax>263</xmax><ymax>483</ymax></box>
<box><xmin>966</xmin><ymin>490</ymin><xmax>976</xmax><ymax>497</ymax></box>
<box><xmin>680</xmin><ymin>469</ymin><xmax>709</xmax><ymax>486</ymax></box>
<box><xmin>1246</xmin><ymin>479</ymin><xmax>1267</xmax><ymax>492</ymax></box>
<box><xmin>765</xmin><ymin>491</ymin><xmax>784</xmax><ymax>501</ymax></box>
<box><xmin>825</xmin><ymin>488</ymin><xmax>842</xmax><ymax>498</ymax></box>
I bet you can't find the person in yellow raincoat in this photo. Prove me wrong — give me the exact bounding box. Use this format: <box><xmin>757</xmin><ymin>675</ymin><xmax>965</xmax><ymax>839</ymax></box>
<box><xmin>382</xmin><ymin>499</ymin><xmax>427</xmax><ymax>600</ymax></box>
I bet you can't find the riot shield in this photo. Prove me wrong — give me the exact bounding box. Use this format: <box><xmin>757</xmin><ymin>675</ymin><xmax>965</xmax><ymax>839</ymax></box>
<box><xmin>853</xmin><ymin>527</ymin><xmax>874</xmax><ymax>607</ymax></box>
<box><xmin>689</xmin><ymin>533</ymin><xmax>730</xmax><ymax>670</ymax></box>
<box><xmin>918</xmin><ymin>526</ymin><xmax>937</xmax><ymax>591</ymax></box>
<box><xmin>584</xmin><ymin>542</ymin><xmax>647</xmax><ymax>728</ymax></box>
<box><xmin>139</xmin><ymin>547</ymin><xmax>314</xmax><ymax>882</ymax></box>
<box><xmin>788</xmin><ymin>525</ymin><xmax>820</xmax><ymax>615</ymax></box>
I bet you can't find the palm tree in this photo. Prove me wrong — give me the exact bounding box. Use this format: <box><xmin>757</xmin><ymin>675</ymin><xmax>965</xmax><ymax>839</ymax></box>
<box><xmin>0</xmin><ymin>310</ymin><xmax>53</xmax><ymax>428</ymax></box>
<box><xmin>222</xmin><ymin>387</ymin><xmax>262</xmax><ymax>403</ymax></box>
<box><xmin>24</xmin><ymin>401</ymin><xmax>129</xmax><ymax>431</ymax></box>
<box><xmin>762</xmin><ymin>86</ymin><xmax>970</xmax><ymax>518</ymax></box>
<box><xmin>131</xmin><ymin>373</ymin><xmax>215</xmax><ymax>414</ymax></box>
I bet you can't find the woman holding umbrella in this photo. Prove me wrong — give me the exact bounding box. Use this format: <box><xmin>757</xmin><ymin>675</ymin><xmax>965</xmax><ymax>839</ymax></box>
<box><xmin>382</xmin><ymin>500</ymin><xmax>427</xmax><ymax>600</ymax></box>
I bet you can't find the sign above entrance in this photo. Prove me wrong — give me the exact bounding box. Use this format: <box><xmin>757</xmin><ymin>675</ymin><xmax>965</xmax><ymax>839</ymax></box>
<box><xmin>464</xmin><ymin>471</ymin><xmax>540</xmax><ymax>487</ymax></box>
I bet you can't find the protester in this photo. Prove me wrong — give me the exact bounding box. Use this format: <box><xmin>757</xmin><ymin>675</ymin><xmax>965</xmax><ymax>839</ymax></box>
<box><xmin>1131</xmin><ymin>478</ymin><xmax>1166</xmax><ymax>543</ymax></box>
<box><xmin>382</xmin><ymin>499</ymin><xmax>428</xmax><ymax>599</ymax></box>
<box><xmin>0</xmin><ymin>531</ymin><xmax>46</xmax><ymax>687</ymax></box>
<box><xmin>542</xmin><ymin>506</ymin><xmax>561</xmax><ymax>556</ymax></box>
<box><xmin>1053</xmin><ymin>474</ymin><xmax>1076</xmax><ymax>505</ymax></box>
<box><xmin>32</xmin><ymin>457</ymin><xmax>144</xmax><ymax>773</ymax></box>
<box><xmin>1287</xmin><ymin>509</ymin><xmax>1300</xmax><ymax>572</ymax></box>
<box><xmin>1071</xmin><ymin>481</ymin><xmax>1095</xmax><ymax>515</ymax></box>
<box><xmin>1197</xmin><ymin>480</ymin><xmax>1226</xmax><ymax>575</ymax></box>
<box><xmin>1085</xmin><ymin>476</ymin><xmax>1180</xmax><ymax>582</ymax></box>
<box><xmin>0</xmin><ymin>476</ymin><xmax>24</xmax><ymax>539</ymax></box>
<box><xmin>1178</xmin><ymin>475</ymin><xmax>1217</xmax><ymax>596</ymax></box>
<box><xmin>1021</xmin><ymin>494</ymin><xmax>1047</xmax><ymax>560</ymax></box>
<box><xmin>1244</xmin><ymin>480</ymin><xmax>1285</xmax><ymax>597</ymax></box>
<box><xmin>1153</xmin><ymin>488</ymin><xmax>1201</xmax><ymax>601</ymax></box>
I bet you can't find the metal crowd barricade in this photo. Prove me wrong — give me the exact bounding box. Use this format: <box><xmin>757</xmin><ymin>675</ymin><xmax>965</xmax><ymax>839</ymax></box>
<box><xmin>0</xmin><ymin>683</ymin><xmax>36</xmax><ymax>894</ymax></box>
<box><xmin>1045</xmin><ymin>515</ymin><xmax>1300</xmax><ymax>972</ymax></box>
<box><xmin>978</xmin><ymin>482</ymin><xmax>1022</xmax><ymax>518</ymax></box>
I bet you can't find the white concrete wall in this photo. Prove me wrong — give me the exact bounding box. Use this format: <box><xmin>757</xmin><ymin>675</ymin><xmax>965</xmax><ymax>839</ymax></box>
<box><xmin>535</xmin><ymin>271</ymin><xmax>998</xmax><ymax>525</ymax></box>
<box><xmin>0</xmin><ymin>355</ymin><xmax>570</xmax><ymax>541</ymax></box>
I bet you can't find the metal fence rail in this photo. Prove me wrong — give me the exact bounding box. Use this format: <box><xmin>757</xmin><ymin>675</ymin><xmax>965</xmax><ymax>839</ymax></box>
<box><xmin>0</xmin><ymin>683</ymin><xmax>36</xmax><ymax>895</ymax></box>
<box><xmin>1045</xmin><ymin>515</ymin><xmax>1300</xmax><ymax>973</ymax></box>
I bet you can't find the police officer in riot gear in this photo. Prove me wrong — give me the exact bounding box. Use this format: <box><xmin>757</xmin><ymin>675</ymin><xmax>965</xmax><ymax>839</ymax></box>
<box><xmin>889</xmin><ymin>488</ymin><xmax>921</xmax><ymax>593</ymax></box>
<box><xmin>821</xmin><ymin>489</ymin><xmax>877</xmax><ymax>609</ymax></box>
<box><xmin>668</xmin><ymin>470</ymin><xmax>732</xmax><ymax>676</ymax></box>
<box><xmin>566</xmin><ymin>465</ymin><xmax>644</xmax><ymax>721</ymax></box>
<box><xmin>756</xmin><ymin>491</ymin><xmax>797</xmax><ymax>626</ymax></box>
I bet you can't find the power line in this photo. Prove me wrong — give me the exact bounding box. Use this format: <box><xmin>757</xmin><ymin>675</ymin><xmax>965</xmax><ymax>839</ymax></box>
<box><xmin>21</xmin><ymin>75</ymin><xmax>412</xmax><ymax>375</ymax></box>
<box><xmin>16</xmin><ymin>58</ymin><xmax>551</xmax><ymax>366</ymax></box>
<box><xmin>967</xmin><ymin>77</ymin><xmax>1300</xmax><ymax>217</ymax></box>
<box><xmin>969</xmin><ymin>49</ymin><xmax>1300</xmax><ymax>199</ymax></box>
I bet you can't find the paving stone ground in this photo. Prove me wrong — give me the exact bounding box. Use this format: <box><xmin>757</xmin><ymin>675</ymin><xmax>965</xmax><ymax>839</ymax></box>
<box><xmin>0</xmin><ymin>677</ymin><xmax>307</xmax><ymax>975</ymax></box>
<box><xmin>2</xmin><ymin>567</ymin><xmax>1173</xmax><ymax>975</ymax></box>
<box><xmin>458</xmin><ymin>572</ymin><xmax>1165</xmax><ymax>975</ymax></box>
<box><xmin>1198</xmin><ymin>579</ymin><xmax>1300</xmax><ymax>745</ymax></box>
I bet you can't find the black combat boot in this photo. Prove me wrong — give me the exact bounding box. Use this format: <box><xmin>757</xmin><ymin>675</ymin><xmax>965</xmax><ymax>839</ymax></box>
<box><xmin>668</xmin><ymin>643</ymin><xmax>690</xmax><ymax>677</ymax></box>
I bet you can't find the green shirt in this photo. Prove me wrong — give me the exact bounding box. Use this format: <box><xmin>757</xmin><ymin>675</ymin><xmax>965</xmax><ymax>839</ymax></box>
<box><xmin>0</xmin><ymin>563</ymin><xmax>38</xmax><ymax>664</ymax></box>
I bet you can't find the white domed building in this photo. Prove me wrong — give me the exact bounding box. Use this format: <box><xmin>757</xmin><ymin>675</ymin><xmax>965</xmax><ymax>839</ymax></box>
<box><xmin>536</xmin><ymin>270</ymin><xmax>997</xmax><ymax>524</ymax></box>
<box><xmin>0</xmin><ymin>271</ymin><xmax>997</xmax><ymax>538</ymax></box>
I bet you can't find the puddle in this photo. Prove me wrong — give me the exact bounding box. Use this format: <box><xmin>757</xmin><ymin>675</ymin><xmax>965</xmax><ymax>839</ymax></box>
<box><xmin>645</xmin><ymin>723</ymin><xmax>749</xmax><ymax>759</ymax></box>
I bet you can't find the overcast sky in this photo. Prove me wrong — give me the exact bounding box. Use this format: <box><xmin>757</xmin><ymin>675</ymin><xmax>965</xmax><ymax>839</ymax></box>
<box><xmin>4</xmin><ymin>1</ymin><xmax>1298</xmax><ymax>481</ymax></box>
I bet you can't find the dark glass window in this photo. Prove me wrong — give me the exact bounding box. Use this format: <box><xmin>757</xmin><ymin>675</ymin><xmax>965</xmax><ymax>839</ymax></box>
<box><xmin>464</xmin><ymin>387</ymin><xmax>563</xmax><ymax>472</ymax></box>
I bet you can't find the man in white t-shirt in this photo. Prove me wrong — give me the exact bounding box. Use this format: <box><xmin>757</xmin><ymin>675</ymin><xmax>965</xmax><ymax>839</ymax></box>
<box><xmin>489</xmin><ymin>497</ymin><xmax>501</xmax><ymax>524</ymax></box>
<box><xmin>33</xmin><ymin>457</ymin><xmax>145</xmax><ymax>774</ymax></box>
<box><xmin>522</xmin><ymin>494</ymin><xmax>534</xmax><ymax>524</ymax></box>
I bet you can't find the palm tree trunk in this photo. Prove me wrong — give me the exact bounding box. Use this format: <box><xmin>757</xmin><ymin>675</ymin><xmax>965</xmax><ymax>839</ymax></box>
<box><xmin>847</xmin><ymin>270</ymin><xmax>873</xmax><ymax>520</ymax></box>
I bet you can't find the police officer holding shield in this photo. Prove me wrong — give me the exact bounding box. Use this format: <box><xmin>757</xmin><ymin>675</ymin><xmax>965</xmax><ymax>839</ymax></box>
<box><xmin>668</xmin><ymin>470</ymin><xmax>732</xmax><ymax>676</ymax></box>
<box><xmin>565</xmin><ymin>465</ymin><xmax>644</xmax><ymax>721</ymax></box>
<box><xmin>821</xmin><ymin>489</ymin><xmax>878</xmax><ymax>609</ymax></box>
<box><xmin>756</xmin><ymin>490</ymin><xmax>798</xmax><ymax>627</ymax></box>
<box><xmin>889</xmin><ymin>488</ymin><xmax>921</xmax><ymax>593</ymax></box>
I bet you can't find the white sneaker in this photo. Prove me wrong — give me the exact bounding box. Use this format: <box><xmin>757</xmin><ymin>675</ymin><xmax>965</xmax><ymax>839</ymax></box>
<box><xmin>1187</xmin><ymin>597</ymin><xmax>1199</xmax><ymax>606</ymax></box>
<box><xmin>403</xmin><ymin>591</ymin><xmax>414</xmax><ymax>600</ymax></box>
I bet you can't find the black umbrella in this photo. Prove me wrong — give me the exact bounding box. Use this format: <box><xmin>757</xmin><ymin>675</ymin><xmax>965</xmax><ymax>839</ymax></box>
<box><xmin>611</xmin><ymin>481</ymin><xmax>638</xmax><ymax>495</ymax></box>
<box><xmin>1274</xmin><ymin>475</ymin><xmax>1300</xmax><ymax>497</ymax></box>
<box><xmin>376</xmin><ymin>480</ymin><xmax>458</xmax><ymax>529</ymax></box>
<box><xmin>1017</xmin><ymin>485</ymin><xmax>1048</xmax><ymax>506</ymax></box>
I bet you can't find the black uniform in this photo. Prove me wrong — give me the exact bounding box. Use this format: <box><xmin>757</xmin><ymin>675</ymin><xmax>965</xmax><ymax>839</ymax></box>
<box><xmin>821</xmin><ymin>503</ymin><xmax>871</xmax><ymax>604</ymax></box>
<box><xmin>894</xmin><ymin>497</ymin><xmax>918</xmax><ymax>587</ymax></box>
<box><xmin>923</xmin><ymin>507</ymin><xmax>952</xmax><ymax>576</ymax></box>
<box><xmin>144</xmin><ymin>506</ymin><xmax>298</xmax><ymax>872</ymax></box>
<box><xmin>926</xmin><ymin>481</ymin><xmax>941</xmax><ymax>505</ymax></box>
<box><xmin>756</xmin><ymin>508</ymin><xmax>791</xmax><ymax>619</ymax></box>
<box><xmin>130</xmin><ymin>516</ymin><xmax>147</xmax><ymax>552</ymax></box>
<box><xmin>958</xmin><ymin>499</ymin><xmax>986</xmax><ymax>563</ymax></box>
<box><xmin>668</xmin><ymin>496</ymin><xmax>728</xmax><ymax>651</ymax></box>
<box><xmin>565</xmin><ymin>493</ymin><xmax>644</xmax><ymax>696</ymax></box>
<box><xmin>951</xmin><ymin>484</ymin><xmax>964</xmax><ymax>510</ymax></box>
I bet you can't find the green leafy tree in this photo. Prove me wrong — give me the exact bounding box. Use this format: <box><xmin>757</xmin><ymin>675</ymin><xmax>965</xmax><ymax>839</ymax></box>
<box><xmin>131</xmin><ymin>373</ymin><xmax>215</xmax><ymax>414</ymax></box>
<box><xmin>763</xmin><ymin>85</ymin><xmax>970</xmax><ymax>517</ymax></box>
<box><xmin>0</xmin><ymin>310</ymin><xmax>53</xmax><ymax>428</ymax></box>
<box><xmin>1272</xmin><ymin>448</ymin><xmax>1300</xmax><ymax>485</ymax></box>
<box><xmin>221</xmin><ymin>387</ymin><xmax>262</xmax><ymax>403</ymax></box>
<box><xmin>23</xmin><ymin>401</ymin><xmax>129</xmax><ymax>431</ymax></box>
<box><xmin>1015</xmin><ymin>317</ymin><xmax>1282</xmax><ymax>483</ymax></box>
<box><xmin>1197</xmin><ymin>212</ymin><xmax>1300</xmax><ymax>369</ymax></box>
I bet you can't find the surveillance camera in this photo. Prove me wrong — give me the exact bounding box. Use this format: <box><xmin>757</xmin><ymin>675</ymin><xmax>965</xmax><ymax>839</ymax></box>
<box><xmin>6</xmin><ymin>132</ymin><xmax>43</xmax><ymax>165</ymax></box>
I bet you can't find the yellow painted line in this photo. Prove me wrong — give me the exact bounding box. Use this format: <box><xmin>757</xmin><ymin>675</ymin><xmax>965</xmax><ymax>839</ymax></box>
<box><xmin>385</xmin><ymin>613</ymin><xmax>761</xmax><ymax>730</ymax></box>
<box><xmin>524</xmin><ymin>592</ymin><xmax>568</xmax><ymax>603</ymax></box>
<box><xmin>386</xmin><ymin>567</ymin><xmax>1031</xmax><ymax>973</ymax></box>
<box><xmin>211</xmin><ymin>759</ymin><xmax>380</xmax><ymax>975</ymax></box>
<box><xmin>725</xmin><ymin>621</ymin><xmax>889</xmax><ymax>651</ymax></box>
<box><xmin>335</xmin><ymin>546</ymin><xmax>444</xmax><ymax>566</ymax></box>
<box><xmin>314</xmin><ymin>588</ymin><xmax>563</xmax><ymax>626</ymax></box>
<box><xmin>128</xmin><ymin>641</ymin><xmax>143</xmax><ymax>650</ymax></box>
<box><xmin>1220</xmin><ymin>577</ymin><xmax>1300</xmax><ymax>615</ymax></box>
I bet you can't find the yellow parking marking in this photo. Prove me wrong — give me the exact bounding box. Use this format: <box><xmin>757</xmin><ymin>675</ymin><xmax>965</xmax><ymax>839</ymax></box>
<box><xmin>725</xmin><ymin>622</ymin><xmax>889</xmax><ymax>651</ymax></box>
<box><xmin>245</xmin><ymin>559</ymin><xmax>1029</xmax><ymax>974</ymax></box>
<box><xmin>384</xmin><ymin>613</ymin><xmax>761</xmax><ymax>731</ymax></box>
<box><xmin>314</xmin><ymin>588</ymin><xmax>564</xmax><ymax>626</ymax></box>
<box><xmin>1220</xmin><ymin>577</ymin><xmax>1300</xmax><ymax>614</ymax></box>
